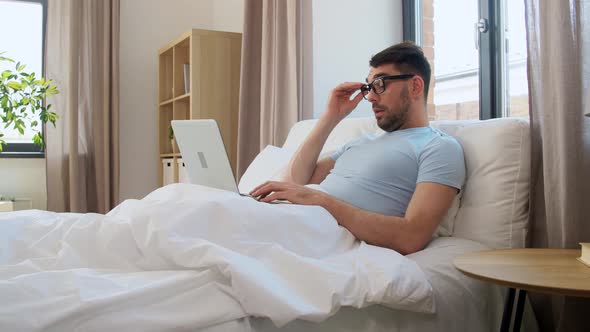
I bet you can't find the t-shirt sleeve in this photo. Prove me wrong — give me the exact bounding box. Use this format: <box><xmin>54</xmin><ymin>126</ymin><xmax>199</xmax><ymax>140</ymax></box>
<box><xmin>417</xmin><ymin>136</ymin><xmax>466</xmax><ymax>190</ymax></box>
<box><xmin>330</xmin><ymin>143</ymin><xmax>347</xmax><ymax>161</ymax></box>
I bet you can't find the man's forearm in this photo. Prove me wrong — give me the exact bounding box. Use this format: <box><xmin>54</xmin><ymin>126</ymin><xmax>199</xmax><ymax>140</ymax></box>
<box><xmin>283</xmin><ymin>81</ymin><xmax>364</xmax><ymax>184</ymax></box>
<box><xmin>317</xmin><ymin>194</ymin><xmax>425</xmax><ymax>255</ymax></box>
<box><xmin>283</xmin><ymin>115</ymin><xmax>339</xmax><ymax>184</ymax></box>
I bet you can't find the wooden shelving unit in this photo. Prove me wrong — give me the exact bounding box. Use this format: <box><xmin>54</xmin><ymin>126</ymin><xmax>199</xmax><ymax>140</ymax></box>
<box><xmin>157</xmin><ymin>29</ymin><xmax>242</xmax><ymax>186</ymax></box>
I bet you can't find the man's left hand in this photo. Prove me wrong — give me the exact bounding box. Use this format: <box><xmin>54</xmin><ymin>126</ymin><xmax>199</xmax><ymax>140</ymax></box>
<box><xmin>249</xmin><ymin>181</ymin><xmax>326</xmax><ymax>205</ymax></box>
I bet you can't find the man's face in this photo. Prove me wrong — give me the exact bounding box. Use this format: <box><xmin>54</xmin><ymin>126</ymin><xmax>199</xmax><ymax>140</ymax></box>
<box><xmin>365</xmin><ymin>64</ymin><xmax>413</xmax><ymax>132</ymax></box>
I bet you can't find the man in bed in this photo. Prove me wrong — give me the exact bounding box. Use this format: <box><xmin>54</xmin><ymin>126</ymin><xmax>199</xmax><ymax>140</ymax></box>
<box><xmin>250</xmin><ymin>42</ymin><xmax>465</xmax><ymax>255</ymax></box>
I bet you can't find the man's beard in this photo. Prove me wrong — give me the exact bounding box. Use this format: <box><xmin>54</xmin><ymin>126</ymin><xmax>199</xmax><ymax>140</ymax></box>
<box><xmin>374</xmin><ymin>87</ymin><xmax>411</xmax><ymax>132</ymax></box>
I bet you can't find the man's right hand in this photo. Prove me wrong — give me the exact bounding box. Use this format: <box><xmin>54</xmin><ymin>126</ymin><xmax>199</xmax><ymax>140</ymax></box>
<box><xmin>323</xmin><ymin>82</ymin><xmax>365</xmax><ymax>123</ymax></box>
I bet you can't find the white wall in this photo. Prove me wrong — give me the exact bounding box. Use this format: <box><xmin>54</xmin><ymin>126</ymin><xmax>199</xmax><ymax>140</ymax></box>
<box><xmin>119</xmin><ymin>0</ymin><xmax>244</xmax><ymax>201</ymax></box>
<box><xmin>1</xmin><ymin>0</ymin><xmax>401</xmax><ymax>209</ymax></box>
<box><xmin>312</xmin><ymin>0</ymin><xmax>403</xmax><ymax>118</ymax></box>
<box><xmin>0</xmin><ymin>158</ymin><xmax>46</xmax><ymax>210</ymax></box>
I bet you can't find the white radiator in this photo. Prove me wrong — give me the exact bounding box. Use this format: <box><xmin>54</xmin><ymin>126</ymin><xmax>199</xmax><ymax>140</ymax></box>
<box><xmin>0</xmin><ymin>201</ymin><xmax>14</xmax><ymax>212</ymax></box>
<box><xmin>13</xmin><ymin>198</ymin><xmax>33</xmax><ymax>211</ymax></box>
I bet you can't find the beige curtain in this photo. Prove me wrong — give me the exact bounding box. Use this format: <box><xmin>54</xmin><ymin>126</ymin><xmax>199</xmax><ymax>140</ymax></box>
<box><xmin>237</xmin><ymin>0</ymin><xmax>313</xmax><ymax>178</ymax></box>
<box><xmin>45</xmin><ymin>0</ymin><xmax>120</xmax><ymax>213</ymax></box>
<box><xmin>525</xmin><ymin>0</ymin><xmax>590</xmax><ymax>330</ymax></box>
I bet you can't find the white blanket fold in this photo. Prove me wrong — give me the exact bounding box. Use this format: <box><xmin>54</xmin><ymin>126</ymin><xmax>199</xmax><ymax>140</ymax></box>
<box><xmin>0</xmin><ymin>184</ymin><xmax>434</xmax><ymax>331</ymax></box>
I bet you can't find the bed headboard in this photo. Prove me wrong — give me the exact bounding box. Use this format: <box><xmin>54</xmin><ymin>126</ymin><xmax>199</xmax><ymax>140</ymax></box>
<box><xmin>282</xmin><ymin>117</ymin><xmax>531</xmax><ymax>250</ymax></box>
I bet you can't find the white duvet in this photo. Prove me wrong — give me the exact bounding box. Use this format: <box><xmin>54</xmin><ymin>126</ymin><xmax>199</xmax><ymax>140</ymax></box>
<box><xmin>0</xmin><ymin>184</ymin><xmax>434</xmax><ymax>332</ymax></box>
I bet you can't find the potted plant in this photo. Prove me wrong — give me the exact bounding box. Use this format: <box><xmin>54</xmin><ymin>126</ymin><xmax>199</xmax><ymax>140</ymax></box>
<box><xmin>0</xmin><ymin>52</ymin><xmax>59</xmax><ymax>152</ymax></box>
<box><xmin>168</xmin><ymin>125</ymin><xmax>176</xmax><ymax>153</ymax></box>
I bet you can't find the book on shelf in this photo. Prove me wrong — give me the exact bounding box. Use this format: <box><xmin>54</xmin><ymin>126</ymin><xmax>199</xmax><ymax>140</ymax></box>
<box><xmin>183</xmin><ymin>63</ymin><xmax>190</xmax><ymax>94</ymax></box>
<box><xmin>578</xmin><ymin>243</ymin><xmax>590</xmax><ymax>268</ymax></box>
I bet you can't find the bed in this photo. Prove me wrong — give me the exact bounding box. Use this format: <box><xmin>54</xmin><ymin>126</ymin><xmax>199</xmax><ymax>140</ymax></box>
<box><xmin>0</xmin><ymin>117</ymin><xmax>537</xmax><ymax>331</ymax></box>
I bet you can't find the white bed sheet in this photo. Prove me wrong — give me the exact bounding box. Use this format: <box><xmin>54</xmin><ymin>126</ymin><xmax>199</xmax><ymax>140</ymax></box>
<box><xmin>0</xmin><ymin>184</ymin><xmax>435</xmax><ymax>331</ymax></box>
<box><xmin>201</xmin><ymin>237</ymin><xmax>507</xmax><ymax>332</ymax></box>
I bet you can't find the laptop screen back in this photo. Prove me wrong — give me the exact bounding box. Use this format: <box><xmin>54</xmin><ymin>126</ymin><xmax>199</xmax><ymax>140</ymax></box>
<box><xmin>171</xmin><ymin>119</ymin><xmax>238</xmax><ymax>193</ymax></box>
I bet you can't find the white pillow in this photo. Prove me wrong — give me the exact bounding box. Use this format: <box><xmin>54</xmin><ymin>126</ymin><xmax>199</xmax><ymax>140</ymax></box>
<box><xmin>434</xmin><ymin>191</ymin><xmax>461</xmax><ymax>237</ymax></box>
<box><xmin>238</xmin><ymin>145</ymin><xmax>294</xmax><ymax>193</ymax></box>
<box><xmin>436</xmin><ymin>119</ymin><xmax>530</xmax><ymax>249</ymax></box>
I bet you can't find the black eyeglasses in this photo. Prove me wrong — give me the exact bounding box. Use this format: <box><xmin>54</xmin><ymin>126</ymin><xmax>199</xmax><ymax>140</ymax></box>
<box><xmin>360</xmin><ymin>74</ymin><xmax>415</xmax><ymax>100</ymax></box>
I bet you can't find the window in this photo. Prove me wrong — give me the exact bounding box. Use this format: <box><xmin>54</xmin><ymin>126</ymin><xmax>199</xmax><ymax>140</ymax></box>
<box><xmin>0</xmin><ymin>0</ymin><xmax>47</xmax><ymax>157</ymax></box>
<box><xmin>403</xmin><ymin>0</ymin><xmax>529</xmax><ymax>120</ymax></box>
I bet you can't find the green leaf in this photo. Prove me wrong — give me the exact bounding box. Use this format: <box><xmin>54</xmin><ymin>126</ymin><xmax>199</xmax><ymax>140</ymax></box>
<box><xmin>0</xmin><ymin>55</ymin><xmax>60</xmax><ymax>145</ymax></box>
<box><xmin>33</xmin><ymin>133</ymin><xmax>45</xmax><ymax>148</ymax></box>
<box><xmin>45</xmin><ymin>86</ymin><xmax>59</xmax><ymax>96</ymax></box>
<box><xmin>7</xmin><ymin>81</ymin><xmax>23</xmax><ymax>90</ymax></box>
<box><xmin>48</xmin><ymin>112</ymin><xmax>59</xmax><ymax>124</ymax></box>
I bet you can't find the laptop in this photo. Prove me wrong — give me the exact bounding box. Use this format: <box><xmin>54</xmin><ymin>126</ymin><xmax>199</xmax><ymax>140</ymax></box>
<box><xmin>171</xmin><ymin>119</ymin><xmax>245</xmax><ymax>194</ymax></box>
<box><xmin>172</xmin><ymin>120</ymin><xmax>292</xmax><ymax>204</ymax></box>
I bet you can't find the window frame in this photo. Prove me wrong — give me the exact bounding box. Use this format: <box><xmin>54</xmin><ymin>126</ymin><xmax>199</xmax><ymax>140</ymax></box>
<box><xmin>0</xmin><ymin>0</ymin><xmax>48</xmax><ymax>158</ymax></box>
<box><xmin>402</xmin><ymin>0</ymin><xmax>422</xmax><ymax>45</ymax></box>
<box><xmin>402</xmin><ymin>0</ymin><xmax>505</xmax><ymax>120</ymax></box>
<box><xmin>479</xmin><ymin>0</ymin><xmax>503</xmax><ymax>120</ymax></box>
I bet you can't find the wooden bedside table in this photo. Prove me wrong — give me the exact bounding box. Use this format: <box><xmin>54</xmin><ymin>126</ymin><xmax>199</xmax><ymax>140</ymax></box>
<box><xmin>454</xmin><ymin>249</ymin><xmax>590</xmax><ymax>332</ymax></box>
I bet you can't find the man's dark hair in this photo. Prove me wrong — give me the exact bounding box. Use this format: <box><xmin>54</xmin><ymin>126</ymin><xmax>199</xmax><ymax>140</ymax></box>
<box><xmin>369</xmin><ymin>41</ymin><xmax>431</xmax><ymax>101</ymax></box>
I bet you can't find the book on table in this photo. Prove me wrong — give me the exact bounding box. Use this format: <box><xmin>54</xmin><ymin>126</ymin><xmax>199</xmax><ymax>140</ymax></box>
<box><xmin>578</xmin><ymin>243</ymin><xmax>590</xmax><ymax>268</ymax></box>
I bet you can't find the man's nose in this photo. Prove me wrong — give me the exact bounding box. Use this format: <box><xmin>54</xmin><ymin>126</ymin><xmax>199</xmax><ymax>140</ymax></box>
<box><xmin>366</xmin><ymin>88</ymin><xmax>379</xmax><ymax>103</ymax></box>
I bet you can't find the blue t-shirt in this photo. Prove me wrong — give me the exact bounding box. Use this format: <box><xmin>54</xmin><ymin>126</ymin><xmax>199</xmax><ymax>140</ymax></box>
<box><xmin>319</xmin><ymin>126</ymin><xmax>465</xmax><ymax>217</ymax></box>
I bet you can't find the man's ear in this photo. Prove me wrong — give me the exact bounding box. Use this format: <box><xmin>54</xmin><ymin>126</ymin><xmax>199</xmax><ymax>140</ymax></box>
<box><xmin>410</xmin><ymin>76</ymin><xmax>425</xmax><ymax>99</ymax></box>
